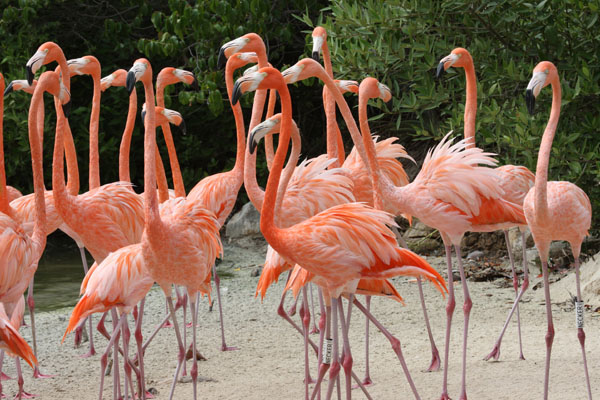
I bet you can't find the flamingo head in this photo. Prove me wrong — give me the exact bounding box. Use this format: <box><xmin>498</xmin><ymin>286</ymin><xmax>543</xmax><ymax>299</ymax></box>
<box><xmin>100</xmin><ymin>69</ymin><xmax>128</xmax><ymax>91</ymax></box>
<box><xmin>218</xmin><ymin>33</ymin><xmax>265</xmax><ymax>69</ymax></box>
<box><xmin>360</xmin><ymin>77</ymin><xmax>392</xmax><ymax>103</ymax></box>
<box><xmin>281</xmin><ymin>58</ymin><xmax>324</xmax><ymax>85</ymax></box>
<box><xmin>311</xmin><ymin>26</ymin><xmax>328</xmax><ymax>62</ymax></box>
<box><xmin>126</xmin><ymin>59</ymin><xmax>152</xmax><ymax>94</ymax></box>
<box><xmin>526</xmin><ymin>61</ymin><xmax>558</xmax><ymax>115</ymax></box>
<box><xmin>227</xmin><ymin>52</ymin><xmax>259</xmax><ymax>74</ymax></box>
<box><xmin>335</xmin><ymin>79</ymin><xmax>359</xmax><ymax>94</ymax></box>
<box><xmin>157</xmin><ymin>67</ymin><xmax>199</xmax><ymax>91</ymax></box>
<box><xmin>67</xmin><ymin>56</ymin><xmax>100</xmax><ymax>78</ymax></box>
<box><xmin>248</xmin><ymin>113</ymin><xmax>282</xmax><ymax>154</ymax></box>
<box><xmin>36</xmin><ymin>71</ymin><xmax>71</xmax><ymax>117</ymax></box>
<box><xmin>26</xmin><ymin>42</ymin><xmax>64</xmax><ymax>85</ymax></box>
<box><xmin>436</xmin><ymin>48</ymin><xmax>472</xmax><ymax>78</ymax></box>
<box><xmin>4</xmin><ymin>79</ymin><xmax>37</xmax><ymax>96</ymax></box>
<box><xmin>142</xmin><ymin>104</ymin><xmax>186</xmax><ymax>135</ymax></box>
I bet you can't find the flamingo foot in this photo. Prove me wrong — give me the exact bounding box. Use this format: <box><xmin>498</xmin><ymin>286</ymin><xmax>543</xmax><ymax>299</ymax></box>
<box><xmin>519</xmin><ymin>352</ymin><xmax>526</xmax><ymax>361</ymax></box>
<box><xmin>483</xmin><ymin>343</ymin><xmax>501</xmax><ymax>362</ymax></box>
<box><xmin>32</xmin><ymin>368</ymin><xmax>55</xmax><ymax>379</ymax></box>
<box><xmin>352</xmin><ymin>376</ymin><xmax>373</xmax><ymax>389</ymax></box>
<box><xmin>14</xmin><ymin>391</ymin><xmax>37</xmax><ymax>399</ymax></box>
<box><xmin>425</xmin><ymin>347</ymin><xmax>441</xmax><ymax>372</ymax></box>
<box><xmin>309</xmin><ymin>325</ymin><xmax>319</xmax><ymax>335</ymax></box>
<box><xmin>439</xmin><ymin>393</ymin><xmax>451</xmax><ymax>400</ymax></box>
<box><xmin>303</xmin><ymin>376</ymin><xmax>317</xmax><ymax>385</ymax></box>
<box><xmin>0</xmin><ymin>373</ymin><xmax>11</xmax><ymax>381</ymax></box>
<box><xmin>186</xmin><ymin>321</ymin><xmax>194</xmax><ymax>328</ymax></box>
<box><xmin>136</xmin><ymin>391</ymin><xmax>155</xmax><ymax>399</ymax></box>
<box><xmin>162</xmin><ymin>320</ymin><xmax>173</xmax><ymax>328</ymax></box>
<box><xmin>220</xmin><ymin>344</ymin><xmax>239</xmax><ymax>352</ymax></box>
<box><xmin>79</xmin><ymin>347</ymin><xmax>96</xmax><ymax>358</ymax></box>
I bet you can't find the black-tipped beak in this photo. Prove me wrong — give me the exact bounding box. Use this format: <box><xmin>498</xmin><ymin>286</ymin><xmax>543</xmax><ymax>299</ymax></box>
<box><xmin>436</xmin><ymin>62</ymin><xmax>445</xmax><ymax>79</ymax></box>
<box><xmin>62</xmin><ymin>99</ymin><xmax>71</xmax><ymax>119</ymax></box>
<box><xmin>217</xmin><ymin>48</ymin><xmax>227</xmax><ymax>70</ymax></box>
<box><xmin>126</xmin><ymin>71</ymin><xmax>136</xmax><ymax>94</ymax></box>
<box><xmin>141</xmin><ymin>109</ymin><xmax>146</xmax><ymax>126</ymax></box>
<box><xmin>27</xmin><ymin>66</ymin><xmax>35</xmax><ymax>86</ymax></box>
<box><xmin>312</xmin><ymin>51</ymin><xmax>320</xmax><ymax>62</ymax></box>
<box><xmin>179</xmin><ymin>118</ymin><xmax>187</xmax><ymax>135</ymax></box>
<box><xmin>232</xmin><ymin>80</ymin><xmax>243</xmax><ymax>105</ymax></box>
<box><xmin>191</xmin><ymin>77</ymin><xmax>199</xmax><ymax>91</ymax></box>
<box><xmin>248</xmin><ymin>132</ymin><xmax>258</xmax><ymax>155</ymax></box>
<box><xmin>525</xmin><ymin>89</ymin><xmax>535</xmax><ymax>115</ymax></box>
<box><xmin>3</xmin><ymin>81</ymin><xmax>14</xmax><ymax>97</ymax></box>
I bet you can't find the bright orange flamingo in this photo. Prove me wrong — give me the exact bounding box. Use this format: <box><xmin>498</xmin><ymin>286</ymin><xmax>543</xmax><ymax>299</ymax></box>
<box><xmin>126</xmin><ymin>58</ymin><xmax>222</xmax><ymax>400</ymax></box>
<box><xmin>0</xmin><ymin>70</ymin><xmax>69</xmax><ymax>397</ymax></box>
<box><xmin>437</xmin><ymin>48</ymin><xmax>535</xmax><ymax>361</ymax></box>
<box><xmin>356</xmin><ymin>77</ymin><xmax>526</xmax><ymax>400</ymax></box>
<box><xmin>524</xmin><ymin>61</ymin><xmax>592</xmax><ymax>400</ymax></box>
<box><xmin>233</xmin><ymin>66</ymin><xmax>446</xmax><ymax>400</ymax></box>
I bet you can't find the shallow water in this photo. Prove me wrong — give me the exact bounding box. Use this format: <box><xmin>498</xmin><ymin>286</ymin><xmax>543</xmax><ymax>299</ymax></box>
<box><xmin>32</xmin><ymin>238</ymin><xmax>91</xmax><ymax>312</ymax></box>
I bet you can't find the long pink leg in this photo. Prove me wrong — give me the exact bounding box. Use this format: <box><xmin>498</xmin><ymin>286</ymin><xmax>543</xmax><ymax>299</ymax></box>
<box><xmin>311</xmin><ymin>304</ymin><xmax>331</xmax><ymax>400</ymax></box>
<box><xmin>0</xmin><ymin>351</ymin><xmax>5</xmax><ymax>398</ymax></box>
<box><xmin>110</xmin><ymin>309</ymin><xmax>122</xmax><ymax>400</ymax></box>
<box><xmin>362</xmin><ymin>296</ymin><xmax>372</xmax><ymax>385</ymax></box>
<box><xmin>309</xmin><ymin>284</ymin><xmax>319</xmax><ymax>334</ymax></box>
<box><xmin>339</xmin><ymin>296</ymin><xmax>355</xmax><ymax>400</ymax></box>
<box><xmin>301</xmin><ymin>286</ymin><xmax>314</xmax><ymax>399</ymax></box>
<box><xmin>352</xmin><ymin>298</ymin><xmax>420</xmax><ymax>399</ymax></box>
<box><xmin>573</xmin><ymin>255</ymin><xmax>592</xmax><ymax>400</ymax></box>
<box><xmin>181</xmin><ymin>293</ymin><xmax>188</xmax><ymax>377</ymax></box>
<box><xmin>485</xmin><ymin>230</ymin><xmax>530</xmax><ymax>361</ymax></box>
<box><xmin>121</xmin><ymin>316</ymin><xmax>136</xmax><ymax>400</ymax></box>
<box><xmin>287</xmin><ymin>292</ymin><xmax>300</xmax><ymax>316</ymax></box>
<box><xmin>454</xmin><ymin>245</ymin><xmax>472</xmax><ymax>400</ymax></box>
<box><xmin>166</xmin><ymin>296</ymin><xmax>186</xmax><ymax>400</ymax></box>
<box><xmin>278</xmin><ymin>290</ymin><xmax>319</xmax><ymax>354</ymax></box>
<box><xmin>541</xmin><ymin>260</ymin><xmax>554</xmax><ymax>400</ymax></box>
<box><xmin>213</xmin><ymin>264</ymin><xmax>238</xmax><ymax>351</ymax></box>
<box><xmin>78</xmin><ymin>246</ymin><xmax>96</xmax><ymax>358</ymax></box>
<box><xmin>15</xmin><ymin>358</ymin><xmax>35</xmax><ymax>399</ymax></box>
<box><xmin>98</xmin><ymin>314</ymin><xmax>126</xmax><ymax>400</ymax></box>
<box><xmin>325</xmin><ymin>297</ymin><xmax>340</xmax><ymax>400</ymax></box>
<box><xmin>440</xmin><ymin>244</ymin><xmax>455</xmax><ymax>400</ymax></box>
<box><xmin>188</xmin><ymin>294</ymin><xmax>200</xmax><ymax>400</ymax></box>
<box><xmin>26</xmin><ymin>278</ymin><xmax>52</xmax><ymax>379</ymax></box>
<box><xmin>134</xmin><ymin>300</ymin><xmax>150</xmax><ymax>400</ymax></box>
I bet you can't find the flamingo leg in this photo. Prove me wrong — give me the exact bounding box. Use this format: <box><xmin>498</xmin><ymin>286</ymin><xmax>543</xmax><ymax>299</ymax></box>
<box><xmin>213</xmin><ymin>264</ymin><xmax>238</xmax><ymax>351</ymax></box>
<box><xmin>485</xmin><ymin>230</ymin><xmax>530</xmax><ymax>362</ymax></box>
<box><xmin>25</xmin><ymin>278</ymin><xmax>44</xmax><ymax>380</ymax></box>
<box><xmin>440</xmin><ymin>244</ymin><xmax>455</xmax><ymax>400</ymax></box>
<box><xmin>454</xmin><ymin>245</ymin><xmax>472</xmax><ymax>400</ymax></box>
<box><xmin>188</xmin><ymin>294</ymin><xmax>199</xmax><ymax>400</ymax></box>
<box><xmin>78</xmin><ymin>246</ymin><xmax>96</xmax><ymax>358</ymax></box>
<box><xmin>287</xmin><ymin>291</ymin><xmax>300</xmax><ymax>317</ymax></box>
<box><xmin>416</xmin><ymin>275</ymin><xmax>441</xmax><ymax>372</ymax></box>
<box><xmin>98</xmin><ymin>314</ymin><xmax>126</xmax><ymax>400</ymax></box>
<box><xmin>352</xmin><ymin>298</ymin><xmax>419</xmax><ymax>399</ymax></box>
<box><xmin>0</xmin><ymin>351</ymin><xmax>4</xmax><ymax>398</ymax></box>
<box><xmin>309</xmin><ymin>284</ymin><xmax>319</xmax><ymax>334</ymax></box>
<box><xmin>166</xmin><ymin>296</ymin><xmax>186</xmax><ymax>400</ymax></box>
<box><xmin>541</xmin><ymin>260</ymin><xmax>554</xmax><ymax>400</ymax></box>
<box><xmin>134</xmin><ymin>299</ymin><xmax>149</xmax><ymax>400</ymax></box>
<box><xmin>121</xmin><ymin>315</ymin><xmax>136</xmax><ymax>400</ymax></box>
<box><xmin>301</xmin><ymin>286</ymin><xmax>313</xmax><ymax>399</ymax></box>
<box><xmin>339</xmin><ymin>296</ymin><xmax>355</xmax><ymax>400</ymax></box>
<box><xmin>15</xmin><ymin>358</ymin><xmax>35</xmax><ymax>399</ymax></box>
<box><xmin>325</xmin><ymin>297</ymin><xmax>340</xmax><ymax>400</ymax></box>
<box><xmin>573</xmin><ymin>255</ymin><xmax>592</xmax><ymax>400</ymax></box>
<box><xmin>181</xmin><ymin>293</ymin><xmax>187</xmax><ymax>377</ymax></box>
<box><xmin>277</xmin><ymin>290</ymin><xmax>319</xmax><ymax>354</ymax></box>
<box><xmin>362</xmin><ymin>296</ymin><xmax>373</xmax><ymax>385</ymax></box>
<box><xmin>110</xmin><ymin>309</ymin><xmax>122</xmax><ymax>400</ymax></box>
<box><xmin>311</xmin><ymin>304</ymin><xmax>331</xmax><ymax>400</ymax></box>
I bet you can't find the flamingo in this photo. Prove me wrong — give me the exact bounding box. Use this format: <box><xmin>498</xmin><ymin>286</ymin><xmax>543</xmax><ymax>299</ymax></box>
<box><xmin>233</xmin><ymin>66</ymin><xmax>446</xmax><ymax>400</ymax></box>
<box><xmin>437</xmin><ymin>48</ymin><xmax>535</xmax><ymax>361</ymax></box>
<box><xmin>524</xmin><ymin>61</ymin><xmax>592</xmax><ymax>400</ymax></box>
<box><xmin>126</xmin><ymin>58</ymin><xmax>223</xmax><ymax>400</ymax></box>
<box><xmin>0</xmin><ymin>70</ymin><xmax>69</xmax><ymax>398</ymax></box>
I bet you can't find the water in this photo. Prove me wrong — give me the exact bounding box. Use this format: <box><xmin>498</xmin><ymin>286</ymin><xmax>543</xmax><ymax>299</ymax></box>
<box><xmin>33</xmin><ymin>235</ymin><xmax>91</xmax><ymax>312</ymax></box>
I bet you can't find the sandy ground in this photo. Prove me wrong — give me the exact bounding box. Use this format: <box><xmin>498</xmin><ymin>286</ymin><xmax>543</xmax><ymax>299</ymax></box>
<box><xmin>2</xmin><ymin>235</ymin><xmax>599</xmax><ymax>399</ymax></box>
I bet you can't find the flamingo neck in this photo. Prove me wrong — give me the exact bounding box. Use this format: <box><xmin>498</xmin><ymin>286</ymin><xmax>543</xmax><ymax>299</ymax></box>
<box><xmin>156</xmin><ymin>84</ymin><xmax>185</xmax><ymax>198</ymax></box>
<box><xmin>263</xmin><ymin>89</ymin><xmax>277</xmax><ymax>170</ymax></box>
<box><xmin>225</xmin><ymin>62</ymin><xmax>247</xmax><ymax>185</ymax></box>
<box><xmin>119</xmin><ymin>89</ymin><xmax>137</xmax><ymax>184</ymax></box>
<box><xmin>30</xmin><ymin>91</ymin><xmax>50</xmax><ymax>251</ymax></box>
<box><xmin>142</xmin><ymin>79</ymin><xmax>162</xmax><ymax>228</ymax></box>
<box><xmin>463</xmin><ymin>61</ymin><xmax>477</xmax><ymax>149</ymax></box>
<box><xmin>88</xmin><ymin>71</ymin><xmax>101</xmax><ymax>190</ymax></box>
<box><xmin>273</xmin><ymin>122</ymin><xmax>301</xmax><ymax>222</ymax></box>
<box><xmin>261</xmin><ymin>85</ymin><xmax>292</xmax><ymax>245</ymax></box>
<box><xmin>248</xmin><ymin>51</ymin><xmax>269</xmax><ymax>132</ymax></box>
<box><xmin>535</xmin><ymin>78</ymin><xmax>561</xmax><ymax>221</ymax></box>
<box><xmin>321</xmin><ymin>40</ymin><xmax>345</xmax><ymax>167</ymax></box>
<box><xmin>63</xmin><ymin>118</ymin><xmax>80</xmax><ymax>195</ymax></box>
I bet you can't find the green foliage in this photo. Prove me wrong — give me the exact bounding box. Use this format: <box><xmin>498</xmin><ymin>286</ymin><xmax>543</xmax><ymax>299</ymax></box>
<box><xmin>304</xmin><ymin>0</ymin><xmax>600</xmax><ymax>229</ymax></box>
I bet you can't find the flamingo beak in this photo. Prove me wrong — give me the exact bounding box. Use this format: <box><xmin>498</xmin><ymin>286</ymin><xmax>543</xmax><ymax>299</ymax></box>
<box><xmin>232</xmin><ymin>79</ymin><xmax>243</xmax><ymax>106</ymax></box>
<box><xmin>525</xmin><ymin>90</ymin><xmax>535</xmax><ymax>115</ymax></box>
<box><xmin>3</xmin><ymin>81</ymin><xmax>14</xmax><ymax>96</ymax></box>
<box><xmin>217</xmin><ymin>47</ymin><xmax>227</xmax><ymax>70</ymax></box>
<box><xmin>436</xmin><ymin>62</ymin><xmax>445</xmax><ymax>78</ymax></box>
<box><xmin>178</xmin><ymin>118</ymin><xmax>187</xmax><ymax>135</ymax></box>
<box><xmin>126</xmin><ymin>71</ymin><xmax>136</xmax><ymax>94</ymax></box>
<box><xmin>62</xmin><ymin>100</ymin><xmax>71</xmax><ymax>119</ymax></box>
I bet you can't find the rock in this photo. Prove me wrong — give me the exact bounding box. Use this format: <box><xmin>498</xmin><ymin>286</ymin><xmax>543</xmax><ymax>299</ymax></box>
<box><xmin>467</xmin><ymin>250</ymin><xmax>484</xmax><ymax>260</ymax></box>
<box><xmin>225</xmin><ymin>202</ymin><xmax>261</xmax><ymax>238</ymax></box>
<box><xmin>403</xmin><ymin>221</ymin><xmax>441</xmax><ymax>253</ymax></box>
<box><xmin>250</xmin><ymin>267</ymin><xmax>261</xmax><ymax>277</ymax></box>
<box><xmin>549</xmin><ymin>241</ymin><xmax>569</xmax><ymax>259</ymax></box>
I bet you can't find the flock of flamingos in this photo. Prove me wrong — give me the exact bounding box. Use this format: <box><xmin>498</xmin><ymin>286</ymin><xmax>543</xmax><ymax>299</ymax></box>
<box><xmin>0</xmin><ymin>26</ymin><xmax>593</xmax><ymax>400</ymax></box>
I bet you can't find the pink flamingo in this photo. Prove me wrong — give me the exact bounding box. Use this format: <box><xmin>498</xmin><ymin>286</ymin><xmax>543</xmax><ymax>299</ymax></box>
<box><xmin>437</xmin><ymin>48</ymin><xmax>536</xmax><ymax>361</ymax></box>
<box><xmin>524</xmin><ymin>61</ymin><xmax>592</xmax><ymax>400</ymax></box>
<box><xmin>233</xmin><ymin>66</ymin><xmax>446</xmax><ymax>400</ymax></box>
<box><xmin>126</xmin><ymin>58</ymin><xmax>223</xmax><ymax>400</ymax></box>
<box><xmin>0</xmin><ymin>70</ymin><xmax>69</xmax><ymax>398</ymax></box>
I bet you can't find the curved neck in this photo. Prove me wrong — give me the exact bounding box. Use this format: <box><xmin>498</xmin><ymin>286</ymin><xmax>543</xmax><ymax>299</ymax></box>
<box><xmin>535</xmin><ymin>79</ymin><xmax>561</xmax><ymax>221</ymax></box>
<box><xmin>156</xmin><ymin>84</ymin><xmax>185</xmax><ymax>197</ymax></box>
<box><xmin>263</xmin><ymin>89</ymin><xmax>277</xmax><ymax>170</ymax></box>
<box><xmin>321</xmin><ymin>40</ymin><xmax>345</xmax><ymax>167</ymax></box>
<box><xmin>119</xmin><ymin>89</ymin><xmax>137</xmax><ymax>184</ymax></box>
<box><xmin>0</xmin><ymin>79</ymin><xmax>8</xmax><ymax>213</ymax></box>
<box><xmin>29</xmin><ymin>85</ymin><xmax>48</xmax><ymax>251</ymax></box>
<box><xmin>62</xmin><ymin>117</ymin><xmax>80</xmax><ymax>195</ymax></box>
<box><xmin>142</xmin><ymin>79</ymin><xmax>162</xmax><ymax>229</ymax></box>
<box><xmin>261</xmin><ymin>86</ymin><xmax>292</xmax><ymax>242</ymax></box>
<box><xmin>225</xmin><ymin>62</ymin><xmax>247</xmax><ymax>185</ymax></box>
<box><xmin>463</xmin><ymin>61</ymin><xmax>477</xmax><ymax>149</ymax></box>
<box><xmin>88</xmin><ymin>71</ymin><xmax>101</xmax><ymax>189</ymax></box>
<box><xmin>273</xmin><ymin>122</ymin><xmax>301</xmax><ymax>220</ymax></box>
<box><xmin>248</xmin><ymin>51</ymin><xmax>269</xmax><ymax>133</ymax></box>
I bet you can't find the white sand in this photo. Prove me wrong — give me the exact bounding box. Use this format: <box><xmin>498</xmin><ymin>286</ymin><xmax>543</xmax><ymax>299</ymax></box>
<box><xmin>2</xmin><ymin>236</ymin><xmax>599</xmax><ymax>399</ymax></box>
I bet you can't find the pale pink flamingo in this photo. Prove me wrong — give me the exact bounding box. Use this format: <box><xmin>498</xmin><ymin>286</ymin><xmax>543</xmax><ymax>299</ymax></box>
<box><xmin>233</xmin><ymin>66</ymin><xmax>446</xmax><ymax>400</ymax></box>
<box><xmin>0</xmin><ymin>70</ymin><xmax>69</xmax><ymax>397</ymax></box>
<box><xmin>437</xmin><ymin>48</ymin><xmax>536</xmax><ymax>361</ymax></box>
<box><xmin>524</xmin><ymin>61</ymin><xmax>592</xmax><ymax>400</ymax></box>
<box><xmin>126</xmin><ymin>58</ymin><xmax>222</xmax><ymax>400</ymax></box>
<box><xmin>355</xmin><ymin>76</ymin><xmax>526</xmax><ymax>400</ymax></box>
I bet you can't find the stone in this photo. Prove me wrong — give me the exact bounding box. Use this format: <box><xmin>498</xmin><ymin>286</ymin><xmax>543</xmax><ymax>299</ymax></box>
<box><xmin>549</xmin><ymin>241</ymin><xmax>569</xmax><ymax>259</ymax></box>
<box><xmin>467</xmin><ymin>250</ymin><xmax>484</xmax><ymax>260</ymax></box>
<box><xmin>225</xmin><ymin>202</ymin><xmax>261</xmax><ymax>238</ymax></box>
<box><xmin>403</xmin><ymin>220</ymin><xmax>441</xmax><ymax>254</ymax></box>
<box><xmin>250</xmin><ymin>267</ymin><xmax>261</xmax><ymax>277</ymax></box>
